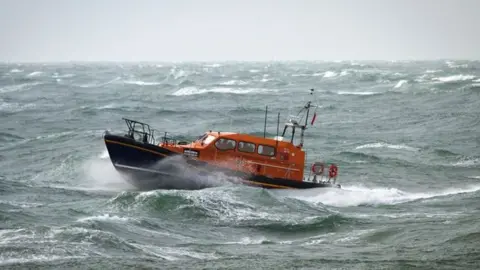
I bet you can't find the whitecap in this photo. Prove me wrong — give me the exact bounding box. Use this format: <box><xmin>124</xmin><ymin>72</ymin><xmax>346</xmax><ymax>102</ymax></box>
<box><xmin>123</xmin><ymin>80</ymin><xmax>162</xmax><ymax>86</ymax></box>
<box><xmin>77</xmin><ymin>213</ymin><xmax>131</xmax><ymax>223</ymax></box>
<box><xmin>451</xmin><ymin>158</ymin><xmax>479</xmax><ymax>168</ymax></box>
<box><xmin>0</xmin><ymin>82</ymin><xmax>42</xmax><ymax>93</ymax></box>
<box><xmin>323</xmin><ymin>71</ymin><xmax>337</xmax><ymax>78</ymax></box>
<box><xmin>337</xmin><ymin>91</ymin><xmax>378</xmax><ymax>96</ymax></box>
<box><xmin>26</xmin><ymin>71</ymin><xmax>43</xmax><ymax>77</ymax></box>
<box><xmin>394</xmin><ymin>80</ymin><xmax>408</xmax><ymax>88</ymax></box>
<box><xmin>218</xmin><ymin>80</ymin><xmax>248</xmax><ymax>86</ymax></box>
<box><xmin>283</xmin><ymin>184</ymin><xmax>480</xmax><ymax>207</ymax></box>
<box><xmin>355</xmin><ymin>142</ymin><xmax>418</xmax><ymax>151</ymax></box>
<box><xmin>170</xmin><ymin>86</ymin><xmax>277</xmax><ymax>96</ymax></box>
<box><xmin>432</xmin><ymin>74</ymin><xmax>476</xmax><ymax>82</ymax></box>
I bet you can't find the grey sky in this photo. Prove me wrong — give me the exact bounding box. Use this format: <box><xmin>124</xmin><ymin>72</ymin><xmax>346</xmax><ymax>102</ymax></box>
<box><xmin>1</xmin><ymin>0</ymin><xmax>479</xmax><ymax>62</ymax></box>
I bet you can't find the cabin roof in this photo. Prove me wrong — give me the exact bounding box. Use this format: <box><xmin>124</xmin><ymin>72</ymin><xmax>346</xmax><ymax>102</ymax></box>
<box><xmin>206</xmin><ymin>131</ymin><xmax>294</xmax><ymax>147</ymax></box>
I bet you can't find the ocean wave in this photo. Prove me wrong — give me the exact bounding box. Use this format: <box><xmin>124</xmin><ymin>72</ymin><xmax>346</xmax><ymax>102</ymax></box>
<box><xmin>217</xmin><ymin>80</ymin><xmax>249</xmax><ymax>86</ymax></box>
<box><xmin>243</xmin><ymin>214</ymin><xmax>357</xmax><ymax>234</ymax></box>
<box><xmin>394</xmin><ymin>80</ymin><xmax>408</xmax><ymax>89</ymax></box>
<box><xmin>339</xmin><ymin>151</ymin><xmax>381</xmax><ymax>162</ymax></box>
<box><xmin>432</xmin><ymin>74</ymin><xmax>476</xmax><ymax>83</ymax></box>
<box><xmin>75</xmin><ymin>77</ymin><xmax>121</xmax><ymax>88</ymax></box>
<box><xmin>450</xmin><ymin>157</ymin><xmax>479</xmax><ymax>168</ymax></box>
<box><xmin>283</xmin><ymin>184</ymin><xmax>480</xmax><ymax>207</ymax></box>
<box><xmin>0</xmin><ymin>100</ymin><xmax>37</xmax><ymax>113</ymax></box>
<box><xmin>170</xmin><ymin>86</ymin><xmax>277</xmax><ymax>96</ymax></box>
<box><xmin>0</xmin><ymin>132</ymin><xmax>25</xmax><ymax>142</ymax></box>
<box><xmin>336</xmin><ymin>91</ymin><xmax>380</xmax><ymax>96</ymax></box>
<box><xmin>123</xmin><ymin>80</ymin><xmax>163</xmax><ymax>86</ymax></box>
<box><xmin>355</xmin><ymin>142</ymin><xmax>419</xmax><ymax>152</ymax></box>
<box><xmin>323</xmin><ymin>71</ymin><xmax>337</xmax><ymax>78</ymax></box>
<box><xmin>26</xmin><ymin>71</ymin><xmax>44</xmax><ymax>77</ymax></box>
<box><xmin>0</xmin><ymin>82</ymin><xmax>43</xmax><ymax>93</ymax></box>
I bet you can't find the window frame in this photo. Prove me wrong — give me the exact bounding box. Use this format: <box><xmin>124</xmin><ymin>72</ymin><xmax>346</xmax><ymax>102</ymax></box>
<box><xmin>202</xmin><ymin>135</ymin><xmax>216</xmax><ymax>145</ymax></box>
<box><xmin>237</xmin><ymin>141</ymin><xmax>256</xmax><ymax>153</ymax></box>
<box><xmin>214</xmin><ymin>138</ymin><xmax>237</xmax><ymax>151</ymax></box>
<box><xmin>257</xmin><ymin>144</ymin><xmax>276</xmax><ymax>157</ymax></box>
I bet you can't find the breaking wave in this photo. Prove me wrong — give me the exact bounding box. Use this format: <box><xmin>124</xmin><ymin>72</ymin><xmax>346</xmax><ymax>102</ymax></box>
<box><xmin>281</xmin><ymin>184</ymin><xmax>480</xmax><ymax>207</ymax></box>
<box><xmin>355</xmin><ymin>142</ymin><xmax>419</xmax><ymax>152</ymax></box>
<box><xmin>170</xmin><ymin>86</ymin><xmax>277</xmax><ymax>96</ymax></box>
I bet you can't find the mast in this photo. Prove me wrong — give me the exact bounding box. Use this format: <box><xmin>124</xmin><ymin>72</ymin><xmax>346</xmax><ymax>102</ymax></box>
<box><xmin>281</xmin><ymin>88</ymin><xmax>317</xmax><ymax>148</ymax></box>
<box><xmin>263</xmin><ymin>105</ymin><xmax>268</xmax><ymax>138</ymax></box>
<box><xmin>299</xmin><ymin>89</ymin><xmax>315</xmax><ymax>147</ymax></box>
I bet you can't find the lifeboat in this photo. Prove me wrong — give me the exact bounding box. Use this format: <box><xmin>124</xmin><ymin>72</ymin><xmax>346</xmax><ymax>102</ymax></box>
<box><xmin>103</xmin><ymin>89</ymin><xmax>341</xmax><ymax>190</ymax></box>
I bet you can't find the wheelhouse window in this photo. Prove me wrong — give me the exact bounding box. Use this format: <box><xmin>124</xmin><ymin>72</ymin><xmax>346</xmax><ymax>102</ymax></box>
<box><xmin>238</xmin><ymin>141</ymin><xmax>255</xmax><ymax>153</ymax></box>
<box><xmin>215</xmin><ymin>138</ymin><xmax>236</xmax><ymax>150</ymax></box>
<box><xmin>258</xmin><ymin>145</ymin><xmax>275</xmax><ymax>156</ymax></box>
<box><xmin>201</xmin><ymin>135</ymin><xmax>216</xmax><ymax>145</ymax></box>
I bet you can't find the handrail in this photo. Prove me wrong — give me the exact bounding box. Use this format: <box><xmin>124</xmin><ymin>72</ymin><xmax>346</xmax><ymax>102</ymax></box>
<box><xmin>122</xmin><ymin>118</ymin><xmax>191</xmax><ymax>146</ymax></box>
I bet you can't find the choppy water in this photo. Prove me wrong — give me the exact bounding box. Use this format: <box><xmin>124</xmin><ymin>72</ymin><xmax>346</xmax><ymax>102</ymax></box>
<box><xmin>1</xmin><ymin>60</ymin><xmax>479</xmax><ymax>269</ymax></box>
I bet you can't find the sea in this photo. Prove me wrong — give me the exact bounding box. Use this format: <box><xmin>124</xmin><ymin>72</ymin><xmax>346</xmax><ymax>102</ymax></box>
<box><xmin>1</xmin><ymin>60</ymin><xmax>479</xmax><ymax>269</ymax></box>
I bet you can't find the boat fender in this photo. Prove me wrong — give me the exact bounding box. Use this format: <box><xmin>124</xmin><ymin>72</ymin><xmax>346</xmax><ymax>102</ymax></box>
<box><xmin>328</xmin><ymin>164</ymin><xmax>338</xmax><ymax>178</ymax></box>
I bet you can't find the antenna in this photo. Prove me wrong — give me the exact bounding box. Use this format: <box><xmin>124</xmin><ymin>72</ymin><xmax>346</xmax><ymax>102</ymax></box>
<box><xmin>276</xmin><ymin>112</ymin><xmax>280</xmax><ymax>148</ymax></box>
<box><xmin>263</xmin><ymin>105</ymin><xmax>268</xmax><ymax>138</ymax></box>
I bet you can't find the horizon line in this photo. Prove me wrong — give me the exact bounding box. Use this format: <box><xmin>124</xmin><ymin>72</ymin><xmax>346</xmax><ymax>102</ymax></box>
<box><xmin>1</xmin><ymin>58</ymin><xmax>479</xmax><ymax>64</ymax></box>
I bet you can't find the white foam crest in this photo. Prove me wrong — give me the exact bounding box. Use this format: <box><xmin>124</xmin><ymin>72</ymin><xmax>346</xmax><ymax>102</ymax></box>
<box><xmin>473</xmin><ymin>78</ymin><xmax>480</xmax><ymax>82</ymax></box>
<box><xmin>355</xmin><ymin>142</ymin><xmax>418</xmax><ymax>151</ymax></box>
<box><xmin>52</xmin><ymin>73</ymin><xmax>75</xmax><ymax>78</ymax></box>
<box><xmin>219</xmin><ymin>80</ymin><xmax>248</xmax><ymax>86</ymax></box>
<box><xmin>169</xmin><ymin>68</ymin><xmax>186</xmax><ymax>79</ymax></box>
<box><xmin>123</xmin><ymin>80</ymin><xmax>162</xmax><ymax>86</ymax></box>
<box><xmin>171</xmin><ymin>86</ymin><xmax>276</xmax><ymax>96</ymax></box>
<box><xmin>433</xmin><ymin>74</ymin><xmax>476</xmax><ymax>82</ymax></box>
<box><xmin>337</xmin><ymin>91</ymin><xmax>378</xmax><ymax>96</ymax></box>
<box><xmin>76</xmin><ymin>77</ymin><xmax>121</xmax><ymax>88</ymax></box>
<box><xmin>34</xmin><ymin>131</ymin><xmax>74</xmax><ymax>140</ymax></box>
<box><xmin>204</xmin><ymin>63</ymin><xmax>222</xmax><ymax>67</ymax></box>
<box><xmin>77</xmin><ymin>213</ymin><xmax>131</xmax><ymax>223</ymax></box>
<box><xmin>0</xmin><ymin>82</ymin><xmax>42</xmax><ymax>93</ymax></box>
<box><xmin>249</xmin><ymin>69</ymin><xmax>260</xmax><ymax>73</ymax></box>
<box><xmin>131</xmin><ymin>244</ymin><xmax>218</xmax><ymax>261</ymax></box>
<box><xmin>286</xmin><ymin>184</ymin><xmax>480</xmax><ymax>207</ymax></box>
<box><xmin>451</xmin><ymin>158</ymin><xmax>479</xmax><ymax>168</ymax></box>
<box><xmin>323</xmin><ymin>71</ymin><xmax>337</xmax><ymax>78</ymax></box>
<box><xmin>9</xmin><ymin>68</ymin><xmax>23</xmax><ymax>73</ymax></box>
<box><xmin>26</xmin><ymin>71</ymin><xmax>43</xmax><ymax>77</ymax></box>
<box><xmin>446</xmin><ymin>61</ymin><xmax>468</xmax><ymax>68</ymax></box>
<box><xmin>0</xmin><ymin>101</ymin><xmax>36</xmax><ymax>113</ymax></box>
<box><xmin>426</xmin><ymin>69</ymin><xmax>441</xmax><ymax>73</ymax></box>
<box><xmin>224</xmin><ymin>236</ymin><xmax>269</xmax><ymax>245</ymax></box>
<box><xmin>394</xmin><ymin>80</ymin><xmax>408</xmax><ymax>88</ymax></box>
<box><xmin>97</xmin><ymin>103</ymin><xmax>117</xmax><ymax>110</ymax></box>
<box><xmin>0</xmin><ymin>255</ymin><xmax>86</xmax><ymax>266</ymax></box>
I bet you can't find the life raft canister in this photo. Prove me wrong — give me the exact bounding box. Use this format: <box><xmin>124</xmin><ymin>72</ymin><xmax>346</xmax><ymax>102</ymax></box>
<box><xmin>311</xmin><ymin>162</ymin><xmax>325</xmax><ymax>175</ymax></box>
<box><xmin>328</xmin><ymin>164</ymin><xmax>338</xmax><ymax>178</ymax></box>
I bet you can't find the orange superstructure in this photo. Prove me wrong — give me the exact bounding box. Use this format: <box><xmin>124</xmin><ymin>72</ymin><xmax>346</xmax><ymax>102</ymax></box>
<box><xmin>160</xmin><ymin>131</ymin><xmax>307</xmax><ymax>181</ymax></box>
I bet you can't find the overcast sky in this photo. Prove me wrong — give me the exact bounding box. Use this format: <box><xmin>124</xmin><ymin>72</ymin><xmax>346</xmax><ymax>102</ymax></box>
<box><xmin>1</xmin><ymin>0</ymin><xmax>479</xmax><ymax>62</ymax></box>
